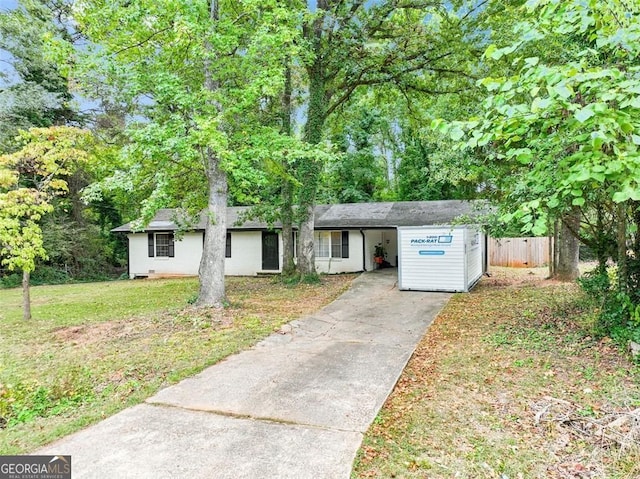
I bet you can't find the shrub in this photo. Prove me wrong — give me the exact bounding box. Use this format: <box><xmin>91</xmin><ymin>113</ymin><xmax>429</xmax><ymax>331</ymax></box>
<box><xmin>0</xmin><ymin>368</ymin><xmax>95</xmax><ymax>429</ymax></box>
<box><xmin>578</xmin><ymin>268</ymin><xmax>640</xmax><ymax>348</ymax></box>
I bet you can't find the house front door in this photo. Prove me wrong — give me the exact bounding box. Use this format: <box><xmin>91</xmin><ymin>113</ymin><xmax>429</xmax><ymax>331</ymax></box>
<box><xmin>262</xmin><ymin>232</ymin><xmax>279</xmax><ymax>271</ymax></box>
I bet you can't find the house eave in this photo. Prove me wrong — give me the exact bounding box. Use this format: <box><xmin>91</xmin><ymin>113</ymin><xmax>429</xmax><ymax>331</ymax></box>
<box><xmin>111</xmin><ymin>200</ymin><xmax>489</xmax><ymax>234</ymax></box>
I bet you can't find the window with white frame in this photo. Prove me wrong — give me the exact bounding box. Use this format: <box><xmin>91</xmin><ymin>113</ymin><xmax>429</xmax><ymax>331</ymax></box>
<box><xmin>314</xmin><ymin>231</ymin><xmax>349</xmax><ymax>259</ymax></box>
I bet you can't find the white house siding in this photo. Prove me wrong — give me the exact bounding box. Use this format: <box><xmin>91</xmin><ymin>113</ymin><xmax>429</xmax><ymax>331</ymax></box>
<box><xmin>315</xmin><ymin>230</ymin><xmax>365</xmax><ymax>274</ymax></box>
<box><xmin>363</xmin><ymin>229</ymin><xmax>398</xmax><ymax>271</ymax></box>
<box><xmin>129</xmin><ymin>229</ymin><xmax>371</xmax><ymax>277</ymax></box>
<box><xmin>225</xmin><ymin>231</ymin><xmax>274</xmax><ymax>275</ymax></box>
<box><xmin>128</xmin><ymin>232</ymin><xmax>203</xmax><ymax>278</ymax></box>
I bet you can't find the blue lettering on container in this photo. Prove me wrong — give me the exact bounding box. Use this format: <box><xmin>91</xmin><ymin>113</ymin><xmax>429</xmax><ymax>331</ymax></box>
<box><xmin>410</xmin><ymin>237</ymin><xmax>438</xmax><ymax>244</ymax></box>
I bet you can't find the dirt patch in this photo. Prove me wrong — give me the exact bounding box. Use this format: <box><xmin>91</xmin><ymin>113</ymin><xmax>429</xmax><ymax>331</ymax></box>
<box><xmin>486</xmin><ymin>266</ymin><xmax>549</xmax><ymax>285</ymax></box>
<box><xmin>50</xmin><ymin>274</ymin><xmax>356</xmax><ymax>348</ymax></box>
<box><xmin>52</xmin><ymin>321</ymin><xmax>143</xmax><ymax>346</ymax></box>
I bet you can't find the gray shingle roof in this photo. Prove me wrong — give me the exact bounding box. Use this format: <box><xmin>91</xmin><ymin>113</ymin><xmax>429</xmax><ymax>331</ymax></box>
<box><xmin>111</xmin><ymin>200</ymin><xmax>486</xmax><ymax>233</ymax></box>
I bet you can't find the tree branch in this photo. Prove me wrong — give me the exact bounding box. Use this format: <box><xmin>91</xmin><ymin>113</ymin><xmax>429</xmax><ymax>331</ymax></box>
<box><xmin>459</xmin><ymin>0</ymin><xmax>490</xmax><ymax>23</ymax></box>
<box><xmin>112</xmin><ymin>25</ymin><xmax>174</xmax><ymax>56</ymax></box>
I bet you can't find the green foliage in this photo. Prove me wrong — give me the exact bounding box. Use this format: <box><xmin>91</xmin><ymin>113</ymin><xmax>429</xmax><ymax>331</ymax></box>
<box><xmin>396</xmin><ymin>130</ymin><xmax>481</xmax><ymax>202</ymax></box>
<box><xmin>323</xmin><ymin>106</ymin><xmax>387</xmax><ymax>203</ymax></box>
<box><xmin>295</xmin><ymin>0</ymin><xmax>492</xmax><ymax>274</ymax></box>
<box><xmin>578</xmin><ymin>268</ymin><xmax>640</xmax><ymax>347</ymax></box>
<box><xmin>321</xmin><ymin>85</ymin><xmax>485</xmax><ymax>204</ymax></box>
<box><xmin>301</xmin><ymin>273</ymin><xmax>321</xmax><ymax>285</ymax></box>
<box><xmin>437</xmin><ymin>0</ymin><xmax>640</xmax><ymax>235</ymax></box>
<box><xmin>278</xmin><ymin>272</ymin><xmax>302</xmax><ymax>286</ymax></box>
<box><xmin>66</xmin><ymin>0</ymin><xmax>302</xmax><ymax>220</ymax></box>
<box><xmin>0</xmin><ymin>368</ymin><xmax>95</xmax><ymax>429</ymax></box>
<box><xmin>230</xmin><ymin>126</ymin><xmax>336</xmax><ymax>210</ymax></box>
<box><xmin>38</xmin><ymin>213</ymin><xmax>123</xmax><ymax>281</ymax></box>
<box><xmin>0</xmin><ymin>0</ymin><xmax>80</xmax><ymax>152</ymax></box>
<box><xmin>0</xmin><ymin>127</ymin><xmax>94</xmax><ymax>277</ymax></box>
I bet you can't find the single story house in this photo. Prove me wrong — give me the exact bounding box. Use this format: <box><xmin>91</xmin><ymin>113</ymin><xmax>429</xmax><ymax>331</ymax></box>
<box><xmin>112</xmin><ymin>200</ymin><xmax>485</xmax><ymax>279</ymax></box>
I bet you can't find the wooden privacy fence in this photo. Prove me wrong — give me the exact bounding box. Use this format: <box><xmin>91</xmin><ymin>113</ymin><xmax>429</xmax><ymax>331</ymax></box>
<box><xmin>489</xmin><ymin>237</ymin><xmax>552</xmax><ymax>268</ymax></box>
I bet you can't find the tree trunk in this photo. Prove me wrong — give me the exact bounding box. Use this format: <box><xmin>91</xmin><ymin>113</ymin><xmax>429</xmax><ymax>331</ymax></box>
<box><xmin>22</xmin><ymin>269</ymin><xmax>31</xmax><ymax>320</ymax></box>
<box><xmin>547</xmin><ymin>217</ymin><xmax>555</xmax><ymax>278</ymax></box>
<box><xmin>280</xmin><ymin>61</ymin><xmax>296</xmax><ymax>278</ymax></box>
<box><xmin>69</xmin><ymin>170</ymin><xmax>88</xmax><ymax>226</ymax></box>
<box><xmin>196</xmin><ymin>0</ymin><xmax>227</xmax><ymax>308</ymax></box>
<box><xmin>297</xmin><ymin>6</ymin><xmax>327</xmax><ymax>278</ymax></box>
<box><xmin>594</xmin><ymin>203</ymin><xmax>609</xmax><ymax>275</ymax></box>
<box><xmin>554</xmin><ymin>208</ymin><xmax>581</xmax><ymax>281</ymax></box>
<box><xmin>629</xmin><ymin>201</ymin><xmax>640</xmax><ymax>303</ymax></box>
<box><xmin>553</xmin><ymin>218</ymin><xmax>560</xmax><ymax>275</ymax></box>
<box><xmin>296</xmin><ymin>204</ymin><xmax>316</xmax><ymax>276</ymax></box>
<box><xmin>616</xmin><ymin>202</ymin><xmax>628</xmax><ymax>294</ymax></box>
<box><xmin>197</xmin><ymin>151</ymin><xmax>228</xmax><ymax>308</ymax></box>
<box><xmin>281</xmin><ymin>181</ymin><xmax>296</xmax><ymax>277</ymax></box>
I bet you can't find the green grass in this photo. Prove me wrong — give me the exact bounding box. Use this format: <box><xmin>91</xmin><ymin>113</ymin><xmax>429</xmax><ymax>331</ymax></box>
<box><xmin>0</xmin><ymin>275</ymin><xmax>355</xmax><ymax>454</ymax></box>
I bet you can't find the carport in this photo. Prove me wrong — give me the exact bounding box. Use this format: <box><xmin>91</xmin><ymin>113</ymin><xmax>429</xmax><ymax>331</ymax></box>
<box><xmin>314</xmin><ymin>200</ymin><xmax>487</xmax><ymax>276</ymax></box>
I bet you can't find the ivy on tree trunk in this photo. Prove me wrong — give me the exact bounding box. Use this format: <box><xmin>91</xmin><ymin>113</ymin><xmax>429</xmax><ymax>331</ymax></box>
<box><xmin>196</xmin><ymin>0</ymin><xmax>228</xmax><ymax>308</ymax></box>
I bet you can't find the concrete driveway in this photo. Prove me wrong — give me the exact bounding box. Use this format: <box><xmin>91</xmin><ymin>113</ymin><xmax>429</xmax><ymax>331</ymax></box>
<box><xmin>38</xmin><ymin>269</ymin><xmax>450</xmax><ymax>478</ymax></box>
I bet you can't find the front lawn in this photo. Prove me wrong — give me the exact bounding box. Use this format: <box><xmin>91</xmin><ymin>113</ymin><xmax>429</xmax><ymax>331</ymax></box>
<box><xmin>0</xmin><ymin>275</ymin><xmax>355</xmax><ymax>454</ymax></box>
<box><xmin>354</xmin><ymin>268</ymin><xmax>640</xmax><ymax>479</ymax></box>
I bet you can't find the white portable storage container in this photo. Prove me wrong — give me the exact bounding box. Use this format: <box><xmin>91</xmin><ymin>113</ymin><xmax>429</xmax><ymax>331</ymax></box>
<box><xmin>398</xmin><ymin>225</ymin><xmax>485</xmax><ymax>292</ymax></box>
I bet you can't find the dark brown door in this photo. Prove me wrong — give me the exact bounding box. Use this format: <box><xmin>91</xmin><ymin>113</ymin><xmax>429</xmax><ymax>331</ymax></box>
<box><xmin>262</xmin><ymin>232</ymin><xmax>279</xmax><ymax>270</ymax></box>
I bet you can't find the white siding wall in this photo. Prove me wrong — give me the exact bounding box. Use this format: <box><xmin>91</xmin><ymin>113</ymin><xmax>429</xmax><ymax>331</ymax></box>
<box><xmin>364</xmin><ymin>233</ymin><xmax>378</xmax><ymax>272</ymax></box>
<box><xmin>128</xmin><ymin>232</ymin><xmax>203</xmax><ymax>278</ymax></box>
<box><xmin>363</xmin><ymin>229</ymin><xmax>397</xmax><ymax>271</ymax></box>
<box><xmin>384</xmin><ymin>230</ymin><xmax>398</xmax><ymax>266</ymax></box>
<box><xmin>129</xmin><ymin>229</ymin><xmax>369</xmax><ymax>277</ymax></box>
<box><xmin>225</xmin><ymin>231</ymin><xmax>271</xmax><ymax>275</ymax></box>
<box><xmin>398</xmin><ymin>226</ymin><xmax>467</xmax><ymax>292</ymax></box>
<box><xmin>315</xmin><ymin>230</ymin><xmax>365</xmax><ymax>274</ymax></box>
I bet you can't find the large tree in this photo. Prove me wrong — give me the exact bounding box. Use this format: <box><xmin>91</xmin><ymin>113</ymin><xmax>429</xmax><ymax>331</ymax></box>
<box><xmin>0</xmin><ymin>0</ymin><xmax>79</xmax><ymax>152</ymax></box>
<box><xmin>0</xmin><ymin>126</ymin><xmax>92</xmax><ymax>319</ymax></box>
<box><xmin>290</xmin><ymin>0</ymin><xmax>488</xmax><ymax>278</ymax></box>
<box><xmin>68</xmin><ymin>0</ymin><xmax>299</xmax><ymax>307</ymax></box>
<box><xmin>436</xmin><ymin>0</ymin><xmax>640</xmax><ymax>283</ymax></box>
<box><xmin>321</xmin><ymin>87</ymin><xmax>485</xmax><ymax>203</ymax></box>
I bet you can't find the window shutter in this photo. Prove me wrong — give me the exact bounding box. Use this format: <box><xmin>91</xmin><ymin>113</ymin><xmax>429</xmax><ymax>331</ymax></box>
<box><xmin>341</xmin><ymin>231</ymin><xmax>349</xmax><ymax>258</ymax></box>
<box><xmin>148</xmin><ymin>233</ymin><xmax>155</xmax><ymax>257</ymax></box>
<box><xmin>225</xmin><ymin>232</ymin><xmax>231</xmax><ymax>258</ymax></box>
<box><xmin>168</xmin><ymin>234</ymin><xmax>175</xmax><ymax>257</ymax></box>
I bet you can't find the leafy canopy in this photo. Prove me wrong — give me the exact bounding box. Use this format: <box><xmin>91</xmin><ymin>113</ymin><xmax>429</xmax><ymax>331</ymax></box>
<box><xmin>0</xmin><ymin>126</ymin><xmax>93</xmax><ymax>273</ymax></box>
<box><xmin>62</xmin><ymin>0</ymin><xmax>304</xmax><ymax>222</ymax></box>
<box><xmin>435</xmin><ymin>0</ymin><xmax>640</xmax><ymax>234</ymax></box>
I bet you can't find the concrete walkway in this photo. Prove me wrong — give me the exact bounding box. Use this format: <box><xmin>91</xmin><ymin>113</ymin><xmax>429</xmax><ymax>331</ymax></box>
<box><xmin>38</xmin><ymin>269</ymin><xmax>450</xmax><ymax>478</ymax></box>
